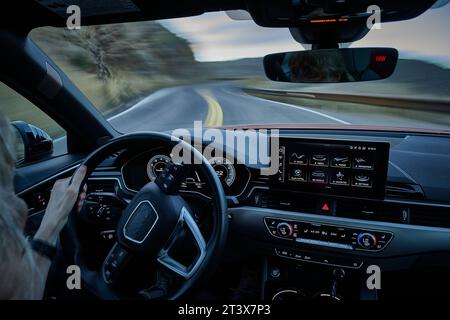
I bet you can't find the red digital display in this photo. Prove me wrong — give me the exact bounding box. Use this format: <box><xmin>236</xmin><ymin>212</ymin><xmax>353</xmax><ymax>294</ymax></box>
<box><xmin>374</xmin><ymin>55</ymin><xmax>387</xmax><ymax>62</ymax></box>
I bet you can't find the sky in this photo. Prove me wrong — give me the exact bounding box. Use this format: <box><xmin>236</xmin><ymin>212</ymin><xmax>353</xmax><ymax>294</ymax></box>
<box><xmin>160</xmin><ymin>3</ymin><xmax>450</xmax><ymax>67</ymax></box>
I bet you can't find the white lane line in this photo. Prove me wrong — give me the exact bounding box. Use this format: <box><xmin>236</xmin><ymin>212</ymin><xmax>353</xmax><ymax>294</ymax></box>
<box><xmin>53</xmin><ymin>87</ymin><xmax>177</xmax><ymax>147</ymax></box>
<box><xmin>222</xmin><ymin>87</ymin><xmax>351</xmax><ymax>125</ymax></box>
<box><xmin>108</xmin><ymin>87</ymin><xmax>176</xmax><ymax>121</ymax></box>
<box><xmin>53</xmin><ymin>85</ymin><xmax>349</xmax><ymax>151</ymax></box>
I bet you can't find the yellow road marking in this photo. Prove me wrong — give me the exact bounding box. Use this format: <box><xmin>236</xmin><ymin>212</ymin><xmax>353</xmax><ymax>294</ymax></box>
<box><xmin>196</xmin><ymin>89</ymin><xmax>223</xmax><ymax>127</ymax></box>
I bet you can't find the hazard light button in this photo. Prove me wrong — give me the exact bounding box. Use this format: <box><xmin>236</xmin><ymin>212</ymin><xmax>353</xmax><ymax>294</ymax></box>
<box><xmin>317</xmin><ymin>200</ymin><xmax>334</xmax><ymax>214</ymax></box>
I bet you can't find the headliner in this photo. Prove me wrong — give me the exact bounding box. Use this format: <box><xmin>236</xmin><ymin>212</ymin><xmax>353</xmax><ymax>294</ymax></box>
<box><xmin>2</xmin><ymin>0</ymin><xmax>439</xmax><ymax>32</ymax></box>
<box><xmin>1</xmin><ymin>0</ymin><xmax>245</xmax><ymax>31</ymax></box>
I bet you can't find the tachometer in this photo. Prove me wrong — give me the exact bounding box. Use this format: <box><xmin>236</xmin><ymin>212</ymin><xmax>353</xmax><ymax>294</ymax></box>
<box><xmin>147</xmin><ymin>155</ymin><xmax>172</xmax><ymax>181</ymax></box>
<box><xmin>209</xmin><ymin>157</ymin><xmax>236</xmax><ymax>187</ymax></box>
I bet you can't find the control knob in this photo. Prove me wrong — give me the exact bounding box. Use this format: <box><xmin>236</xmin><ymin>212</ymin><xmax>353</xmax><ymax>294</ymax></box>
<box><xmin>276</xmin><ymin>222</ymin><xmax>293</xmax><ymax>238</ymax></box>
<box><xmin>357</xmin><ymin>232</ymin><xmax>377</xmax><ymax>249</ymax></box>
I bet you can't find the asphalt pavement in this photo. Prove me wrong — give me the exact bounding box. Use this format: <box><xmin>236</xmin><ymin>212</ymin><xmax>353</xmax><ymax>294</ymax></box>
<box><xmin>109</xmin><ymin>83</ymin><xmax>351</xmax><ymax>134</ymax></box>
<box><xmin>53</xmin><ymin>82</ymin><xmax>450</xmax><ymax>154</ymax></box>
<box><xmin>109</xmin><ymin>82</ymin><xmax>450</xmax><ymax>134</ymax></box>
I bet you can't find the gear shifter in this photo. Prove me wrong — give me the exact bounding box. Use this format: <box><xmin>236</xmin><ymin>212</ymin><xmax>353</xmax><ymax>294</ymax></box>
<box><xmin>331</xmin><ymin>268</ymin><xmax>345</xmax><ymax>300</ymax></box>
<box><xmin>312</xmin><ymin>268</ymin><xmax>345</xmax><ymax>301</ymax></box>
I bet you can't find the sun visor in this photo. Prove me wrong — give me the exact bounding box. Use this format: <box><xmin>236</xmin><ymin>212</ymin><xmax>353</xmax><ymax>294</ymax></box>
<box><xmin>34</xmin><ymin>0</ymin><xmax>141</xmax><ymax>18</ymax></box>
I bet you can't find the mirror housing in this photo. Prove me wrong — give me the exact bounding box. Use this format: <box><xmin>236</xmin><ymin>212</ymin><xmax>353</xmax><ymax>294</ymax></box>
<box><xmin>11</xmin><ymin>121</ymin><xmax>53</xmax><ymax>164</ymax></box>
<box><xmin>264</xmin><ymin>47</ymin><xmax>398</xmax><ymax>83</ymax></box>
<box><xmin>247</xmin><ymin>0</ymin><xmax>438</xmax><ymax>27</ymax></box>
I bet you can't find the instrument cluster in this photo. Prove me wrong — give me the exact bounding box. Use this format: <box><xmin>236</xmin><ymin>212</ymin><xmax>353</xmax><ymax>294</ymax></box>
<box><xmin>121</xmin><ymin>148</ymin><xmax>250</xmax><ymax>198</ymax></box>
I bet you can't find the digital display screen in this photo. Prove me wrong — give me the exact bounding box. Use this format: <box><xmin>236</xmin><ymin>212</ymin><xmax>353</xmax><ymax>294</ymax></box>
<box><xmin>274</xmin><ymin>138</ymin><xmax>390</xmax><ymax>199</ymax></box>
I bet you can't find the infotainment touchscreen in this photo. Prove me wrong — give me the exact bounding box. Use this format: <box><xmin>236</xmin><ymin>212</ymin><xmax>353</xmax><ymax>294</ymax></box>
<box><xmin>273</xmin><ymin>138</ymin><xmax>390</xmax><ymax>199</ymax></box>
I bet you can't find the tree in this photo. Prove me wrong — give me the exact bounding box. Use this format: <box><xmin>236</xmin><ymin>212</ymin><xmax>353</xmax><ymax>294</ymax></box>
<box><xmin>64</xmin><ymin>26</ymin><xmax>115</xmax><ymax>82</ymax></box>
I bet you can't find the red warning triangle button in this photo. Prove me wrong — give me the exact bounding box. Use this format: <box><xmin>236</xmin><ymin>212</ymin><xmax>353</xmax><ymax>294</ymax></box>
<box><xmin>321</xmin><ymin>203</ymin><xmax>330</xmax><ymax>211</ymax></box>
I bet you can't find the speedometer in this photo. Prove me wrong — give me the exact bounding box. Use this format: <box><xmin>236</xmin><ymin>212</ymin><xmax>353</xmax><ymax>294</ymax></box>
<box><xmin>209</xmin><ymin>157</ymin><xmax>236</xmax><ymax>187</ymax></box>
<box><xmin>147</xmin><ymin>155</ymin><xmax>172</xmax><ymax>181</ymax></box>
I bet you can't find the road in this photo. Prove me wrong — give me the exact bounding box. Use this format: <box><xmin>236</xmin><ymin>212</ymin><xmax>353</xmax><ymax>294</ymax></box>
<box><xmin>109</xmin><ymin>82</ymin><xmax>450</xmax><ymax>133</ymax></box>
<box><xmin>109</xmin><ymin>83</ymin><xmax>352</xmax><ymax>133</ymax></box>
<box><xmin>54</xmin><ymin>82</ymin><xmax>450</xmax><ymax>154</ymax></box>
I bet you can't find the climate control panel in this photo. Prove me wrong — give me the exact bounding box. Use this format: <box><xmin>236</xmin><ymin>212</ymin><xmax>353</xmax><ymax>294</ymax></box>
<box><xmin>264</xmin><ymin>217</ymin><xmax>393</xmax><ymax>252</ymax></box>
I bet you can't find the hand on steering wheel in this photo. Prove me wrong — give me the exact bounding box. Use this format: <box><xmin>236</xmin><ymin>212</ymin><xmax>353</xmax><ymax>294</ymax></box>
<box><xmin>62</xmin><ymin>132</ymin><xmax>228</xmax><ymax>300</ymax></box>
<box><xmin>35</xmin><ymin>166</ymin><xmax>87</xmax><ymax>246</ymax></box>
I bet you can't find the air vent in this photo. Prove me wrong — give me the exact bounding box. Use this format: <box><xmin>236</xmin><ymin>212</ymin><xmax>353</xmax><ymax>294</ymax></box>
<box><xmin>385</xmin><ymin>182</ymin><xmax>425</xmax><ymax>200</ymax></box>
<box><xmin>87</xmin><ymin>179</ymin><xmax>117</xmax><ymax>193</ymax></box>
<box><xmin>254</xmin><ymin>175</ymin><xmax>271</xmax><ymax>183</ymax></box>
<box><xmin>256</xmin><ymin>190</ymin><xmax>316</xmax><ymax>213</ymax></box>
<box><xmin>335</xmin><ymin>200</ymin><xmax>406</xmax><ymax>224</ymax></box>
<box><xmin>253</xmin><ymin>189</ymin><xmax>408</xmax><ymax>223</ymax></box>
<box><xmin>99</xmin><ymin>149</ymin><xmax>125</xmax><ymax>168</ymax></box>
<box><xmin>410</xmin><ymin>206</ymin><xmax>450</xmax><ymax>229</ymax></box>
<box><xmin>250</xmin><ymin>189</ymin><xmax>450</xmax><ymax>229</ymax></box>
<box><xmin>110</xmin><ymin>150</ymin><xmax>124</xmax><ymax>158</ymax></box>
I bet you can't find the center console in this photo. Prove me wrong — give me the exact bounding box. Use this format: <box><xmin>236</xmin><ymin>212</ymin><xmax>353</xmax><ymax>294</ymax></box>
<box><xmin>272</xmin><ymin>138</ymin><xmax>390</xmax><ymax>199</ymax></box>
<box><xmin>251</xmin><ymin>138</ymin><xmax>394</xmax><ymax>268</ymax></box>
<box><xmin>232</xmin><ymin>137</ymin><xmax>392</xmax><ymax>300</ymax></box>
<box><xmin>265</xmin><ymin>217</ymin><xmax>393</xmax><ymax>253</ymax></box>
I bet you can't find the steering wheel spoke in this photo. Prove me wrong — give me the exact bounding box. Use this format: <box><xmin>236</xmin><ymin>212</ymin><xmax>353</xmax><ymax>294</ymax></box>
<box><xmin>155</xmin><ymin>162</ymin><xmax>190</xmax><ymax>195</ymax></box>
<box><xmin>157</xmin><ymin>207</ymin><xmax>207</xmax><ymax>280</ymax></box>
<box><xmin>63</xmin><ymin>132</ymin><xmax>227</xmax><ymax>299</ymax></box>
<box><xmin>102</xmin><ymin>242</ymin><xmax>131</xmax><ymax>284</ymax></box>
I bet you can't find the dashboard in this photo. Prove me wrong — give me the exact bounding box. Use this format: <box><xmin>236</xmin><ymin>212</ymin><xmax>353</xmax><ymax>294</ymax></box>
<box><xmin>120</xmin><ymin>137</ymin><xmax>390</xmax><ymax>200</ymax></box>
<box><xmin>18</xmin><ymin>130</ymin><xmax>450</xmax><ymax>284</ymax></box>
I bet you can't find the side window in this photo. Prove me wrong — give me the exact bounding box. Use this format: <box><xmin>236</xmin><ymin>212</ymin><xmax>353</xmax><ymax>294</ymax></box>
<box><xmin>0</xmin><ymin>81</ymin><xmax>67</xmax><ymax>165</ymax></box>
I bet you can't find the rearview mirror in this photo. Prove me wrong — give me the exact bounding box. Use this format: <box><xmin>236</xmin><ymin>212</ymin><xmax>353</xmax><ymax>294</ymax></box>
<box><xmin>11</xmin><ymin>121</ymin><xmax>53</xmax><ymax>165</ymax></box>
<box><xmin>264</xmin><ymin>48</ymin><xmax>398</xmax><ymax>83</ymax></box>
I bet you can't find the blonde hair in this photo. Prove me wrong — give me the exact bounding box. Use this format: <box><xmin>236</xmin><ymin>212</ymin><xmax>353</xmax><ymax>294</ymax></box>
<box><xmin>0</xmin><ymin>112</ymin><xmax>36</xmax><ymax>299</ymax></box>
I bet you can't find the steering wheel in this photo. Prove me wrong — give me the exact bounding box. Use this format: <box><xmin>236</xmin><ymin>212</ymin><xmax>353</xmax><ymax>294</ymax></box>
<box><xmin>62</xmin><ymin>132</ymin><xmax>228</xmax><ymax>299</ymax></box>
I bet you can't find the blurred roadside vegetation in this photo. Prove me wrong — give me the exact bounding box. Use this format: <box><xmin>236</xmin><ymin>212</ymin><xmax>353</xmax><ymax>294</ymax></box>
<box><xmin>1</xmin><ymin>19</ymin><xmax>449</xmax><ymax>140</ymax></box>
<box><xmin>30</xmin><ymin>21</ymin><xmax>204</xmax><ymax>116</ymax></box>
<box><xmin>250</xmin><ymin>91</ymin><xmax>450</xmax><ymax>130</ymax></box>
<box><xmin>0</xmin><ymin>82</ymin><xmax>64</xmax><ymax>138</ymax></box>
<box><xmin>0</xmin><ymin>20</ymin><xmax>263</xmax><ymax>139</ymax></box>
<box><xmin>0</xmin><ymin>21</ymin><xmax>216</xmax><ymax>139</ymax></box>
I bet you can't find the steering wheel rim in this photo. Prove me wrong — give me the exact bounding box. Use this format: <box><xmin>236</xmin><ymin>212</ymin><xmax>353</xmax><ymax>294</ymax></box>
<box><xmin>63</xmin><ymin>132</ymin><xmax>228</xmax><ymax>300</ymax></box>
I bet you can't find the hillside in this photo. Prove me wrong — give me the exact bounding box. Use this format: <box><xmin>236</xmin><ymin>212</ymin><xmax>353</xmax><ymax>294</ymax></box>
<box><xmin>1</xmin><ymin>18</ymin><xmax>448</xmax><ymax>145</ymax></box>
<box><xmin>30</xmin><ymin>21</ymin><xmax>203</xmax><ymax>114</ymax></box>
<box><xmin>228</xmin><ymin>58</ymin><xmax>450</xmax><ymax>101</ymax></box>
<box><xmin>30</xmin><ymin>20</ymin><xmax>450</xmax><ymax>111</ymax></box>
<box><xmin>1</xmin><ymin>21</ymin><xmax>447</xmax><ymax>140</ymax></box>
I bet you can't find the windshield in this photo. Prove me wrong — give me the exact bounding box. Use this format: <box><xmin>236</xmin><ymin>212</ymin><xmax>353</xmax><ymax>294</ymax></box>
<box><xmin>30</xmin><ymin>5</ymin><xmax>450</xmax><ymax>133</ymax></box>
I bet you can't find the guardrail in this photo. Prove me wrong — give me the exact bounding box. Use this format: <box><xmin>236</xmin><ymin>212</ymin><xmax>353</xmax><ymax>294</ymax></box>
<box><xmin>243</xmin><ymin>88</ymin><xmax>450</xmax><ymax>113</ymax></box>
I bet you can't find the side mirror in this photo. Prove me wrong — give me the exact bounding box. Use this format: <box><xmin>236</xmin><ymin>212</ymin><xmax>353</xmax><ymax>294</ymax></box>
<box><xmin>264</xmin><ymin>48</ymin><xmax>398</xmax><ymax>83</ymax></box>
<box><xmin>11</xmin><ymin>121</ymin><xmax>53</xmax><ymax>164</ymax></box>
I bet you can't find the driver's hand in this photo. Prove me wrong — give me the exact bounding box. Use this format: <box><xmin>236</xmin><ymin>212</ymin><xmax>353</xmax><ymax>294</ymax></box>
<box><xmin>34</xmin><ymin>165</ymin><xmax>87</xmax><ymax>246</ymax></box>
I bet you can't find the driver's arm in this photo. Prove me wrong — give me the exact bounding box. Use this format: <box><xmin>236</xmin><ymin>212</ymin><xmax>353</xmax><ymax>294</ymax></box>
<box><xmin>30</xmin><ymin>165</ymin><xmax>87</xmax><ymax>299</ymax></box>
